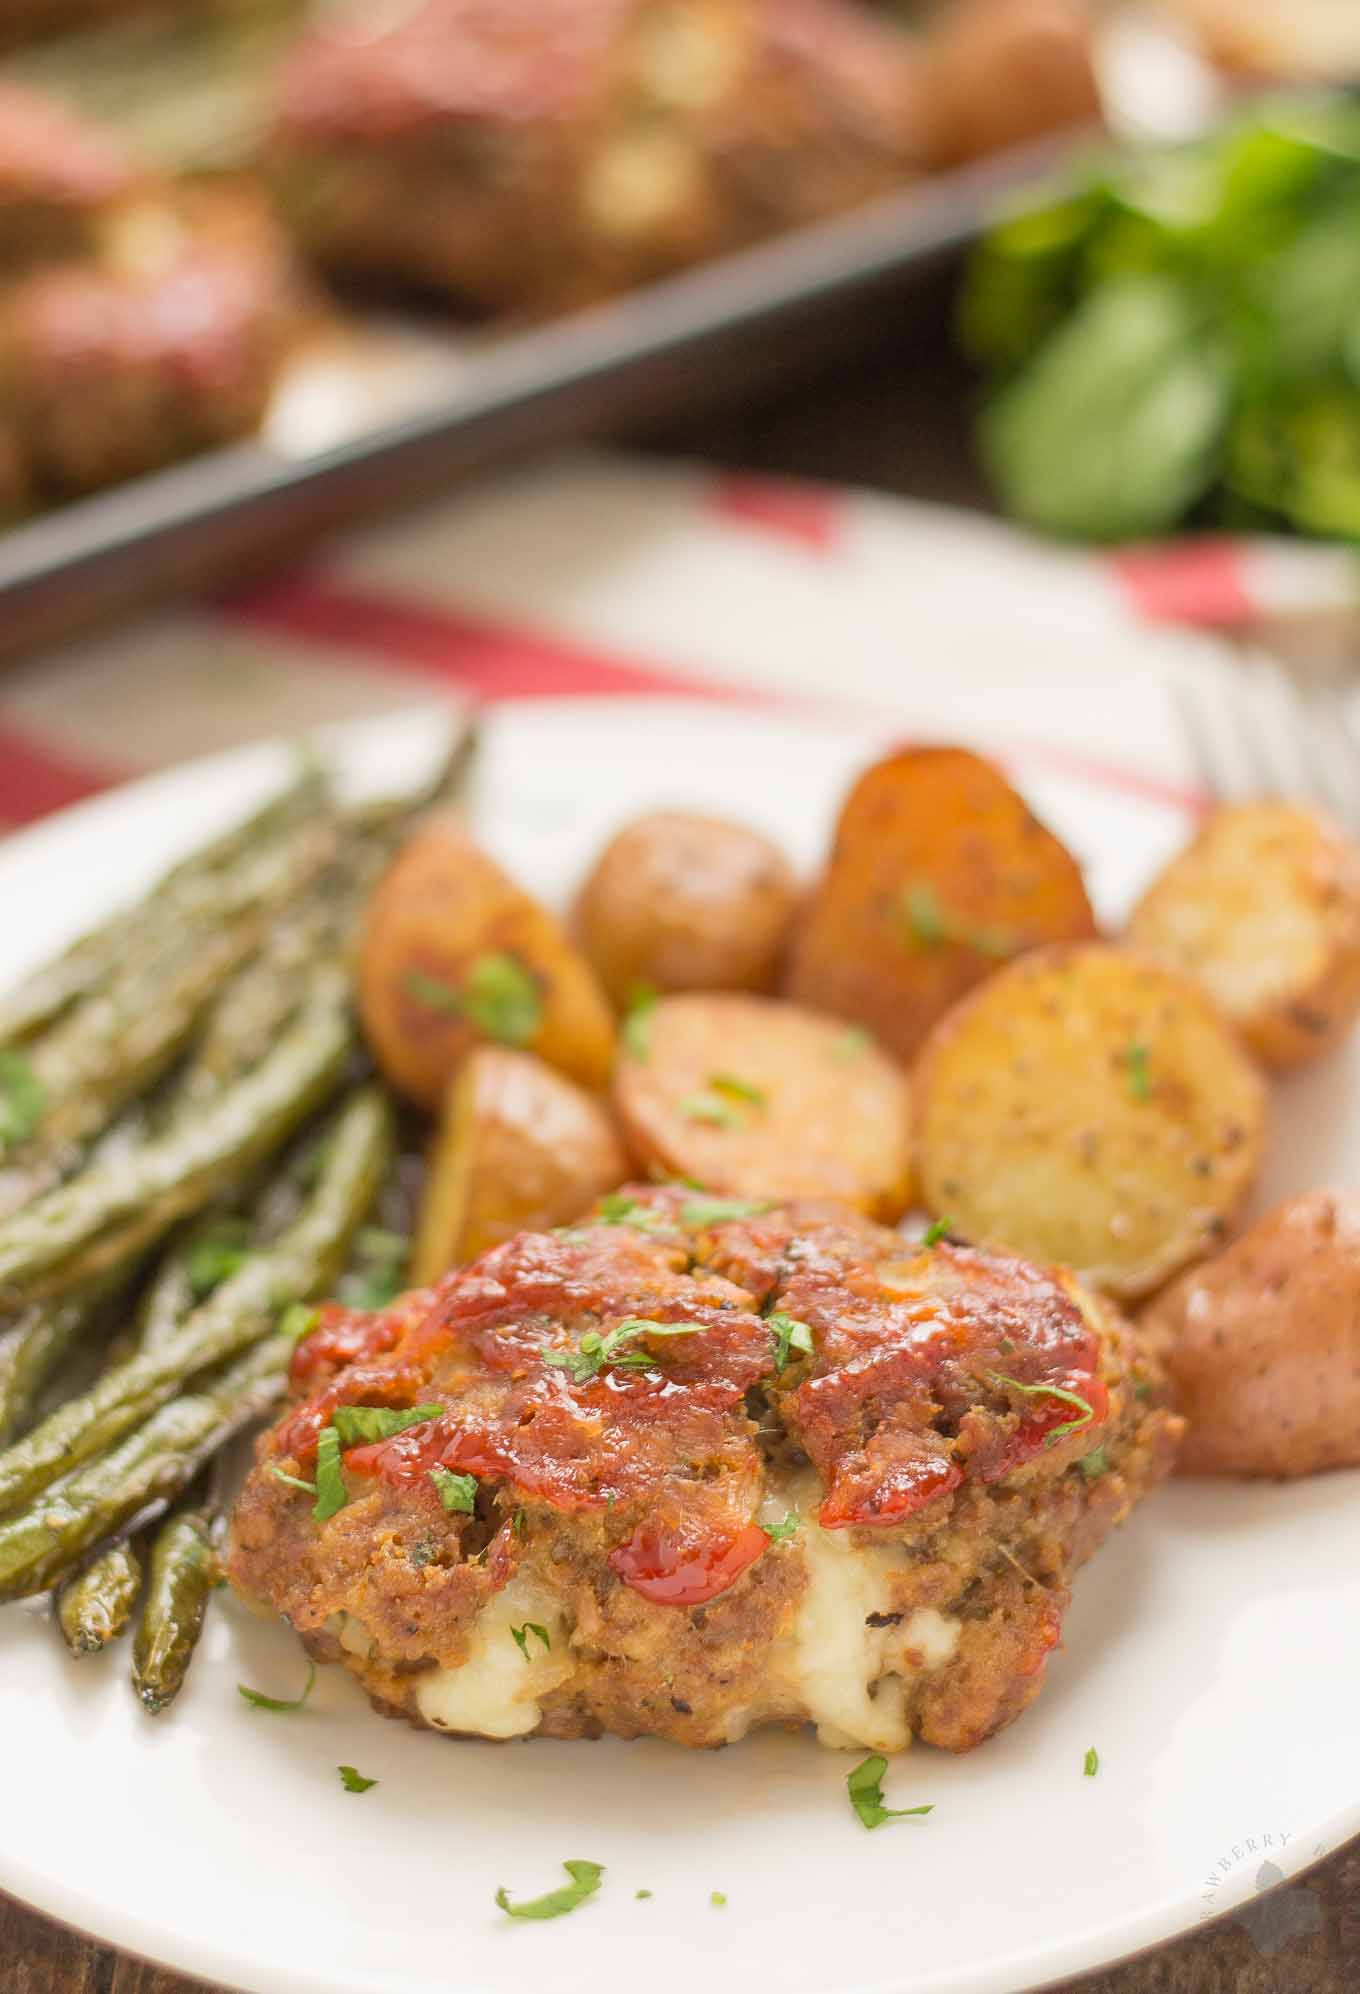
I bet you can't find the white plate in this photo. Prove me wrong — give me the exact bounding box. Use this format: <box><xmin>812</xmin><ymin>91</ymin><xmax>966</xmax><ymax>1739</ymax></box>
<box><xmin>0</xmin><ymin>692</ymin><xmax>1356</xmax><ymax>1994</ymax></box>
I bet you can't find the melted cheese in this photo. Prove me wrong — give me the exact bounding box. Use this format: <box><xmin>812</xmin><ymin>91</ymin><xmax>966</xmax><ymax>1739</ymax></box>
<box><xmin>414</xmin><ymin>1580</ymin><xmax>571</xmax><ymax>1741</ymax></box>
<box><xmin>334</xmin><ymin>1478</ymin><xmax>960</xmax><ymax>1749</ymax></box>
<box><xmin>764</xmin><ymin>1474</ymin><xmax>961</xmax><ymax>1753</ymax></box>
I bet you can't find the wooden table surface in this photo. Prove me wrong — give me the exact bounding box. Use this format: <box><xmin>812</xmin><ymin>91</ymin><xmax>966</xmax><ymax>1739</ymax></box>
<box><xmin>3</xmin><ymin>334</ymin><xmax>1356</xmax><ymax>1994</ymax></box>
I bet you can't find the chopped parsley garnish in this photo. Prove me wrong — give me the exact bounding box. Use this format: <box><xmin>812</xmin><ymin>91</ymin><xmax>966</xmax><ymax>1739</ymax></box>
<box><xmin>496</xmin><ymin>1859</ymin><xmax>604</xmax><ymax>1921</ymax></box>
<box><xmin>680</xmin><ymin>1195</ymin><xmax>770</xmax><ymax>1227</ymax></box>
<box><xmin>513</xmin><ymin>1506</ymin><xmax>528</xmax><ymax>1537</ymax></box>
<box><xmin>922</xmin><ymin>1216</ymin><xmax>952</xmax><ymax>1249</ymax></box>
<box><xmin>339</xmin><ymin>1765</ymin><xmax>377</xmax><ymax>1793</ymax></box>
<box><xmin>279</xmin><ymin>1303</ymin><xmax>321</xmax><ymax>1344</ymax></box>
<box><xmin>430</xmin><ymin>1466</ymin><xmax>478</xmax><ymax>1514</ymax></box>
<box><xmin>677</xmin><ymin>1090</ymin><xmax>742</xmax><ymax>1128</ymax></box>
<box><xmin>238</xmin><ymin>1662</ymin><xmax>316</xmax><ymax>1713</ymax></box>
<box><xmin>184</xmin><ymin>1220</ymin><xmax>253</xmax><ymax>1300</ymax></box>
<box><xmin>1084</xmin><ymin>1747</ymin><xmax>1099</xmax><ymax>1778</ymax></box>
<box><xmin>510</xmin><ymin>1622</ymin><xmax>552</xmax><ymax>1661</ymax></box>
<box><xmin>405</xmin><ymin>953</ymin><xmax>542</xmax><ymax>1046</ymax></box>
<box><xmin>832</xmin><ymin>1026</ymin><xmax>872</xmax><ymax>1061</ymax></box>
<box><xmin>636</xmin><ymin>1888</ymin><xmax>653</xmax><ymax>1901</ymax></box>
<box><xmin>597</xmin><ymin>1192</ymin><xmax>667</xmax><ymax>1233</ymax></box>
<box><xmin>846</xmin><ymin>1755</ymin><xmax>934</xmax><ymax>1831</ymax></box>
<box><xmin>0</xmin><ymin>1050</ymin><xmax>44</xmax><ymax>1150</ymax></box>
<box><xmin>338</xmin><ymin>1227</ymin><xmax>410</xmax><ymax>1311</ymax></box>
<box><xmin>710</xmin><ymin>1892</ymin><xmax>727</xmax><ymax>1908</ymax></box>
<box><xmin>1132</xmin><ymin>1378</ymin><xmax>1152</xmax><ymax>1401</ymax></box>
<box><xmin>623</xmin><ymin>982</ymin><xmax>659</xmax><ymax>1061</ymax></box>
<box><xmin>762</xmin><ymin>1512</ymin><xmax>799</xmax><ymax>1544</ymax></box>
<box><xmin>312</xmin><ymin>1427</ymin><xmax>347</xmax><ymax>1522</ymax></box>
<box><xmin>767</xmin><ymin>1312</ymin><xmax>814</xmax><ymax>1372</ymax></box>
<box><xmin>269</xmin><ymin>1463</ymin><xmax>317</xmax><ymax>1495</ymax></box>
<box><xmin>990</xmin><ymin>1372</ymin><xmax>1096</xmax><ymax>1446</ymax></box>
<box><xmin>901</xmin><ymin>883</ymin><xmax>1017</xmax><ymax>959</ymax></box>
<box><xmin>707</xmin><ymin>1073</ymin><xmax>766</xmax><ymax>1108</ymax></box>
<box><xmin>1125</xmin><ymin>1041</ymin><xmax>1152</xmax><ymax>1101</ymax></box>
<box><xmin>542</xmin><ymin>1316</ymin><xmax>698</xmax><ymax>1385</ymax></box>
<box><xmin>331</xmin><ymin>1404</ymin><xmax>442</xmax><ymax>1446</ymax></box>
<box><xmin>1078</xmin><ymin>1446</ymin><xmax>1110</xmax><ymax>1481</ymax></box>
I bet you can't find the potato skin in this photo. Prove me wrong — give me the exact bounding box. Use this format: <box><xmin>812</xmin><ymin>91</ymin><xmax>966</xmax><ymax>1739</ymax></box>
<box><xmin>1142</xmin><ymin>1190</ymin><xmax>1360</xmax><ymax>1478</ymax></box>
<box><xmin>612</xmin><ymin>992</ymin><xmax>912</xmax><ymax>1218</ymax></box>
<box><xmin>573</xmin><ymin>809</ymin><xmax>798</xmax><ymax>1005</ymax></box>
<box><xmin>1127</xmin><ymin>802</ymin><xmax>1360</xmax><ymax>1071</ymax></box>
<box><xmin>784</xmin><ymin>745</ymin><xmax>1097</xmax><ymax>1064</ymax></box>
<box><xmin>412</xmin><ymin>1047</ymin><xmax>627</xmax><ymax>1282</ymax></box>
<box><xmin>358</xmin><ymin>816</ymin><xmax>615</xmax><ymax>1109</ymax></box>
<box><xmin>913</xmin><ymin>942</ymin><xmax>1267</xmax><ymax>1300</ymax></box>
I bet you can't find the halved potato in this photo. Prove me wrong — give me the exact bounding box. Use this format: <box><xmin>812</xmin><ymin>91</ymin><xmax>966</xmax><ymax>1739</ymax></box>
<box><xmin>412</xmin><ymin>1047</ymin><xmax>628</xmax><ymax>1282</ymax></box>
<box><xmin>1142</xmin><ymin>1189</ymin><xmax>1360</xmax><ymax>1478</ymax></box>
<box><xmin>913</xmin><ymin>942</ymin><xmax>1267</xmax><ymax>1299</ymax></box>
<box><xmin>573</xmin><ymin>810</ymin><xmax>798</xmax><ymax>1005</ymax></box>
<box><xmin>612</xmin><ymin>992</ymin><xmax>912</xmax><ymax>1219</ymax></box>
<box><xmin>1127</xmin><ymin>801</ymin><xmax>1360</xmax><ymax>1070</ymax></box>
<box><xmin>359</xmin><ymin>815</ymin><xmax>615</xmax><ymax>1109</ymax></box>
<box><xmin>784</xmin><ymin>745</ymin><xmax>1097</xmax><ymax>1063</ymax></box>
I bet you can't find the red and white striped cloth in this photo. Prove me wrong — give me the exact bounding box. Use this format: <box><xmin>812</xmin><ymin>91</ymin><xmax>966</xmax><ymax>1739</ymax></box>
<box><xmin>0</xmin><ymin>451</ymin><xmax>1356</xmax><ymax>833</ymax></box>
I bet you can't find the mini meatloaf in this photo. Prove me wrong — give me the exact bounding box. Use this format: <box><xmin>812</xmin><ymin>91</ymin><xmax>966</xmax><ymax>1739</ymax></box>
<box><xmin>0</xmin><ymin>186</ymin><xmax>301</xmax><ymax>500</ymax></box>
<box><xmin>0</xmin><ymin>83</ymin><xmax>144</xmax><ymax>268</ymax></box>
<box><xmin>229</xmin><ymin>1188</ymin><xmax>1181</xmax><ymax>1753</ymax></box>
<box><xmin>269</xmin><ymin>0</ymin><xmax>925</xmax><ymax>311</ymax></box>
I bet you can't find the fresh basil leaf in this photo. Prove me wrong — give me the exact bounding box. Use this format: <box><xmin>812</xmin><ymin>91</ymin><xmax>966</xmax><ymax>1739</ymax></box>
<box><xmin>509</xmin><ymin>1621</ymin><xmax>552</xmax><ymax>1661</ymax></box>
<box><xmin>430</xmin><ymin>1466</ymin><xmax>478</xmax><ymax>1513</ymax></box>
<box><xmin>238</xmin><ymin>1662</ymin><xmax>316</xmax><ymax>1712</ymax></box>
<box><xmin>279</xmin><ymin>1303</ymin><xmax>321</xmax><ymax>1344</ymax></box>
<box><xmin>331</xmin><ymin>1404</ymin><xmax>442</xmax><ymax>1446</ymax></box>
<box><xmin>676</xmin><ymin>1090</ymin><xmax>742</xmax><ymax>1129</ymax></box>
<box><xmin>269</xmin><ymin>1462</ymin><xmax>317</xmax><ymax>1494</ymax></box>
<box><xmin>767</xmin><ymin>1312</ymin><xmax>814</xmax><ymax>1373</ymax></box>
<box><xmin>312</xmin><ymin>1427</ymin><xmax>347</xmax><ymax>1522</ymax></box>
<box><xmin>680</xmin><ymin>1196</ymin><xmax>770</xmax><ymax>1227</ymax></box>
<box><xmin>990</xmin><ymin>1372</ymin><xmax>1096</xmax><ymax>1446</ymax></box>
<box><xmin>707</xmin><ymin>1073</ymin><xmax>766</xmax><ymax>1107</ymax></box>
<box><xmin>622</xmin><ymin>982</ymin><xmax>659</xmax><ymax>1061</ymax></box>
<box><xmin>982</xmin><ymin>275</ymin><xmax>1228</xmax><ymax>541</ymax></box>
<box><xmin>496</xmin><ymin>1859</ymin><xmax>604</xmax><ymax>1921</ymax></box>
<box><xmin>846</xmin><ymin>1755</ymin><xmax>934</xmax><ymax>1831</ymax></box>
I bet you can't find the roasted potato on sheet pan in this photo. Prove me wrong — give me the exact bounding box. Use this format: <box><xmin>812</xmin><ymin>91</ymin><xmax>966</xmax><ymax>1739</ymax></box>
<box><xmin>412</xmin><ymin>1046</ymin><xmax>627</xmax><ymax>1281</ymax></box>
<box><xmin>612</xmin><ymin>991</ymin><xmax>912</xmax><ymax>1217</ymax></box>
<box><xmin>913</xmin><ymin>942</ymin><xmax>1267</xmax><ymax>1299</ymax></box>
<box><xmin>1143</xmin><ymin>1190</ymin><xmax>1360</xmax><ymax>1478</ymax></box>
<box><xmin>784</xmin><ymin>745</ymin><xmax>1097</xmax><ymax>1063</ymax></box>
<box><xmin>574</xmin><ymin>809</ymin><xmax>798</xmax><ymax>1005</ymax></box>
<box><xmin>1127</xmin><ymin>802</ymin><xmax>1360</xmax><ymax>1071</ymax></box>
<box><xmin>359</xmin><ymin>816</ymin><xmax>615</xmax><ymax>1109</ymax></box>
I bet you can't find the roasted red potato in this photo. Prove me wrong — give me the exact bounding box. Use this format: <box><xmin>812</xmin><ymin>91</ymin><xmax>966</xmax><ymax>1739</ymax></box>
<box><xmin>573</xmin><ymin>809</ymin><xmax>798</xmax><ymax>1005</ymax></box>
<box><xmin>612</xmin><ymin>991</ymin><xmax>913</xmax><ymax>1217</ymax></box>
<box><xmin>784</xmin><ymin>745</ymin><xmax>1097</xmax><ymax>1064</ymax></box>
<box><xmin>1143</xmin><ymin>1190</ymin><xmax>1360</xmax><ymax>1478</ymax></box>
<box><xmin>412</xmin><ymin>1046</ymin><xmax>628</xmax><ymax>1281</ymax></box>
<box><xmin>1127</xmin><ymin>801</ymin><xmax>1360</xmax><ymax>1072</ymax></box>
<box><xmin>914</xmin><ymin>942</ymin><xmax>1267</xmax><ymax>1300</ymax></box>
<box><xmin>359</xmin><ymin>816</ymin><xmax>616</xmax><ymax>1109</ymax></box>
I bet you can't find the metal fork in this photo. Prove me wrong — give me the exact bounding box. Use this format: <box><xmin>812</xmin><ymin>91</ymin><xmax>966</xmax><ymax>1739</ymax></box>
<box><xmin>1175</xmin><ymin>646</ymin><xmax>1360</xmax><ymax>836</ymax></box>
